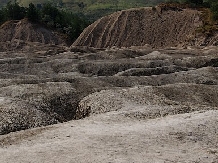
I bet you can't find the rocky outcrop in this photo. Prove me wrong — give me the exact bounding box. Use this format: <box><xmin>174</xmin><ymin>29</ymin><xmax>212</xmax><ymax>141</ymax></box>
<box><xmin>73</xmin><ymin>7</ymin><xmax>203</xmax><ymax>48</ymax></box>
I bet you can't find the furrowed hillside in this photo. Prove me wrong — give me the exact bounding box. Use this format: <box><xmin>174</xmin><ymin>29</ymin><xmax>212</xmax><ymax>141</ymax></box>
<box><xmin>73</xmin><ymin>1</ymin><xmax>218</xmax><ymax>48</ymax></box>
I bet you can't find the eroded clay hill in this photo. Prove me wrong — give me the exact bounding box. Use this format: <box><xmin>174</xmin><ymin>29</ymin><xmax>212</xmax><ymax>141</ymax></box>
<box><xmin>73</xmin><ymin>7</ymin><xmax>204</xmax><ymax>48</ymax></box>
<box><xmin>0</xmin><ymin>19</ymin><xmax>65</xmax><ymax>50</ymax></box>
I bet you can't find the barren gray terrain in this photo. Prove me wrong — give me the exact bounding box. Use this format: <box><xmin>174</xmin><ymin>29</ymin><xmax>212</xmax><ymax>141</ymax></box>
<box><xmin>0</xmin><ymin>6</ymin><xmax>218</xmax><ymax>163</ymax></box>
<box><xmin>0</xmin><ymin>44</ymin><xmax>217</xmax><ymax>162</ymax></box>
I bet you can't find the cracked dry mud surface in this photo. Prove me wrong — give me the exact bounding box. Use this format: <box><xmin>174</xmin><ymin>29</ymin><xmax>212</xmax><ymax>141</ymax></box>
<box><xmin>0</xmin><ymin>45</ymin><xmax>218</xmax><ymax>162</ymax></box>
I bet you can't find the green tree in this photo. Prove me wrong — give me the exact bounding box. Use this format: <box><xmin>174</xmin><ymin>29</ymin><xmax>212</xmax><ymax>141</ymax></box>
<box><xmin>41</xmin><ymin>3</ymin><xmax>60</xmax><ymax>25</ymax></box>
<box><xmin>177</xmin><ymin>0</ymin><xmax>203</xmax><ymax>5</ymax></box>
<box><xmin>26</xmin><ymin>3</ymin><xmax>40</xmax><ymax>22</ymax></box>
<box><xmin>0</xmin><ymin>2</ymin><xmax>90</xmax><ymax>42</ymax></box>
<box><xmin>208</xmin><ymin>0</ymin><xmax>218</xmax><ymax>20</ymax></box>
<box><xmin>5</xmin><ymin>1</ymin><xmax>26</xmax><ymax>20</ymax></box>
<box><xmin>190</xmin><ymin>0</ymin><xmax>203</xmax><ymax>5</ymax></box>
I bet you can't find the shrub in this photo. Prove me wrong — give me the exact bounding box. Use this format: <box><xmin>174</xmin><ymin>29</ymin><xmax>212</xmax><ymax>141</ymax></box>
<box><xmin>26</xmin><ymin>3</ymin><xmax>40</xmax><ymax>22</ymax></box>
<box><xmin>209</xmin><ymin>0</ymin><xmax>218</xmax><ymax>21</ymax></box>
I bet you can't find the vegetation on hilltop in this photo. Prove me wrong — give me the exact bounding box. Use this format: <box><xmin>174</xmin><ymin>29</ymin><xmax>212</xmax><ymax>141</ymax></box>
<box><xmin>0</xmin><ymin>0</ymin><xmax>216</xmax><ymax>22</ymax></box>
<box><xmin>208</xmin><ymin>0</ymin><xmax>218</xmax><ymax>20</ymax></box>
<box><xmin>0</xmin><ymin>0</ymin><xmax>174</xmax><ymax>21</ymax></box>
<box><xmin>162</xmin><ymin>1</ymin><xmax>218</xmax><ymax>22</ymax></box>
<box><xmin>0</xmin><ymin>1</ymin><xmax>90</xmax><ymax>43</ymax></box>
<box><xmin>0</xmin><ymin>0</ymin><xmax>218</xmax><ymax>43</ymax></box>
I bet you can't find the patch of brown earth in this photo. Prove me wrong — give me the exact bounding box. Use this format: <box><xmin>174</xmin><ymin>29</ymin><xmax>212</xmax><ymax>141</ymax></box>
<box><xmin>0</xmin><ymin>19</ymin><xmax>65</xmax><ymax>50</ymax></box>
<box><xmin>73</xmin><ymin>7</ymin><xmax>203</xmax><ymax>48</ymax></box>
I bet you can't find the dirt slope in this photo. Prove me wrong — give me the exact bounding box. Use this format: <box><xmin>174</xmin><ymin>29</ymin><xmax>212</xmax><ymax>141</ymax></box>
<box><xmin>0</xmin><ymin>19</ymin><xmax>65</xmax><ymax>49</ymax></box>
<box><xmin>73</xmin><ymin>7</ymin><xmax>203</xmax><ymax>48</ymax></box>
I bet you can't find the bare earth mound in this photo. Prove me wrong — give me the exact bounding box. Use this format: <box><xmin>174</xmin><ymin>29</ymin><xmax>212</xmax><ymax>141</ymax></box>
<box><xmin>0</xmin><ymin>19</ymin><xmax>65</xmax><ymax>50</ymax></box>
<box><xmin>73</xmin><ymin>7</ymin><xmax>203</xmax><ymax>48</ymax></box>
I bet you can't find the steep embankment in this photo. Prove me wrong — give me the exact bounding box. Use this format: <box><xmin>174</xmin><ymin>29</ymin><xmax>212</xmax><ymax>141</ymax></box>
<box><xmin>0</xmin><ymin>19</ymin><xmax>65</xmax><ymax>50</ymax></box>
<box><xmin>73</xmin><ymin>7</ymin><xmax>203</xmax><ymax>48</ymax></box>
